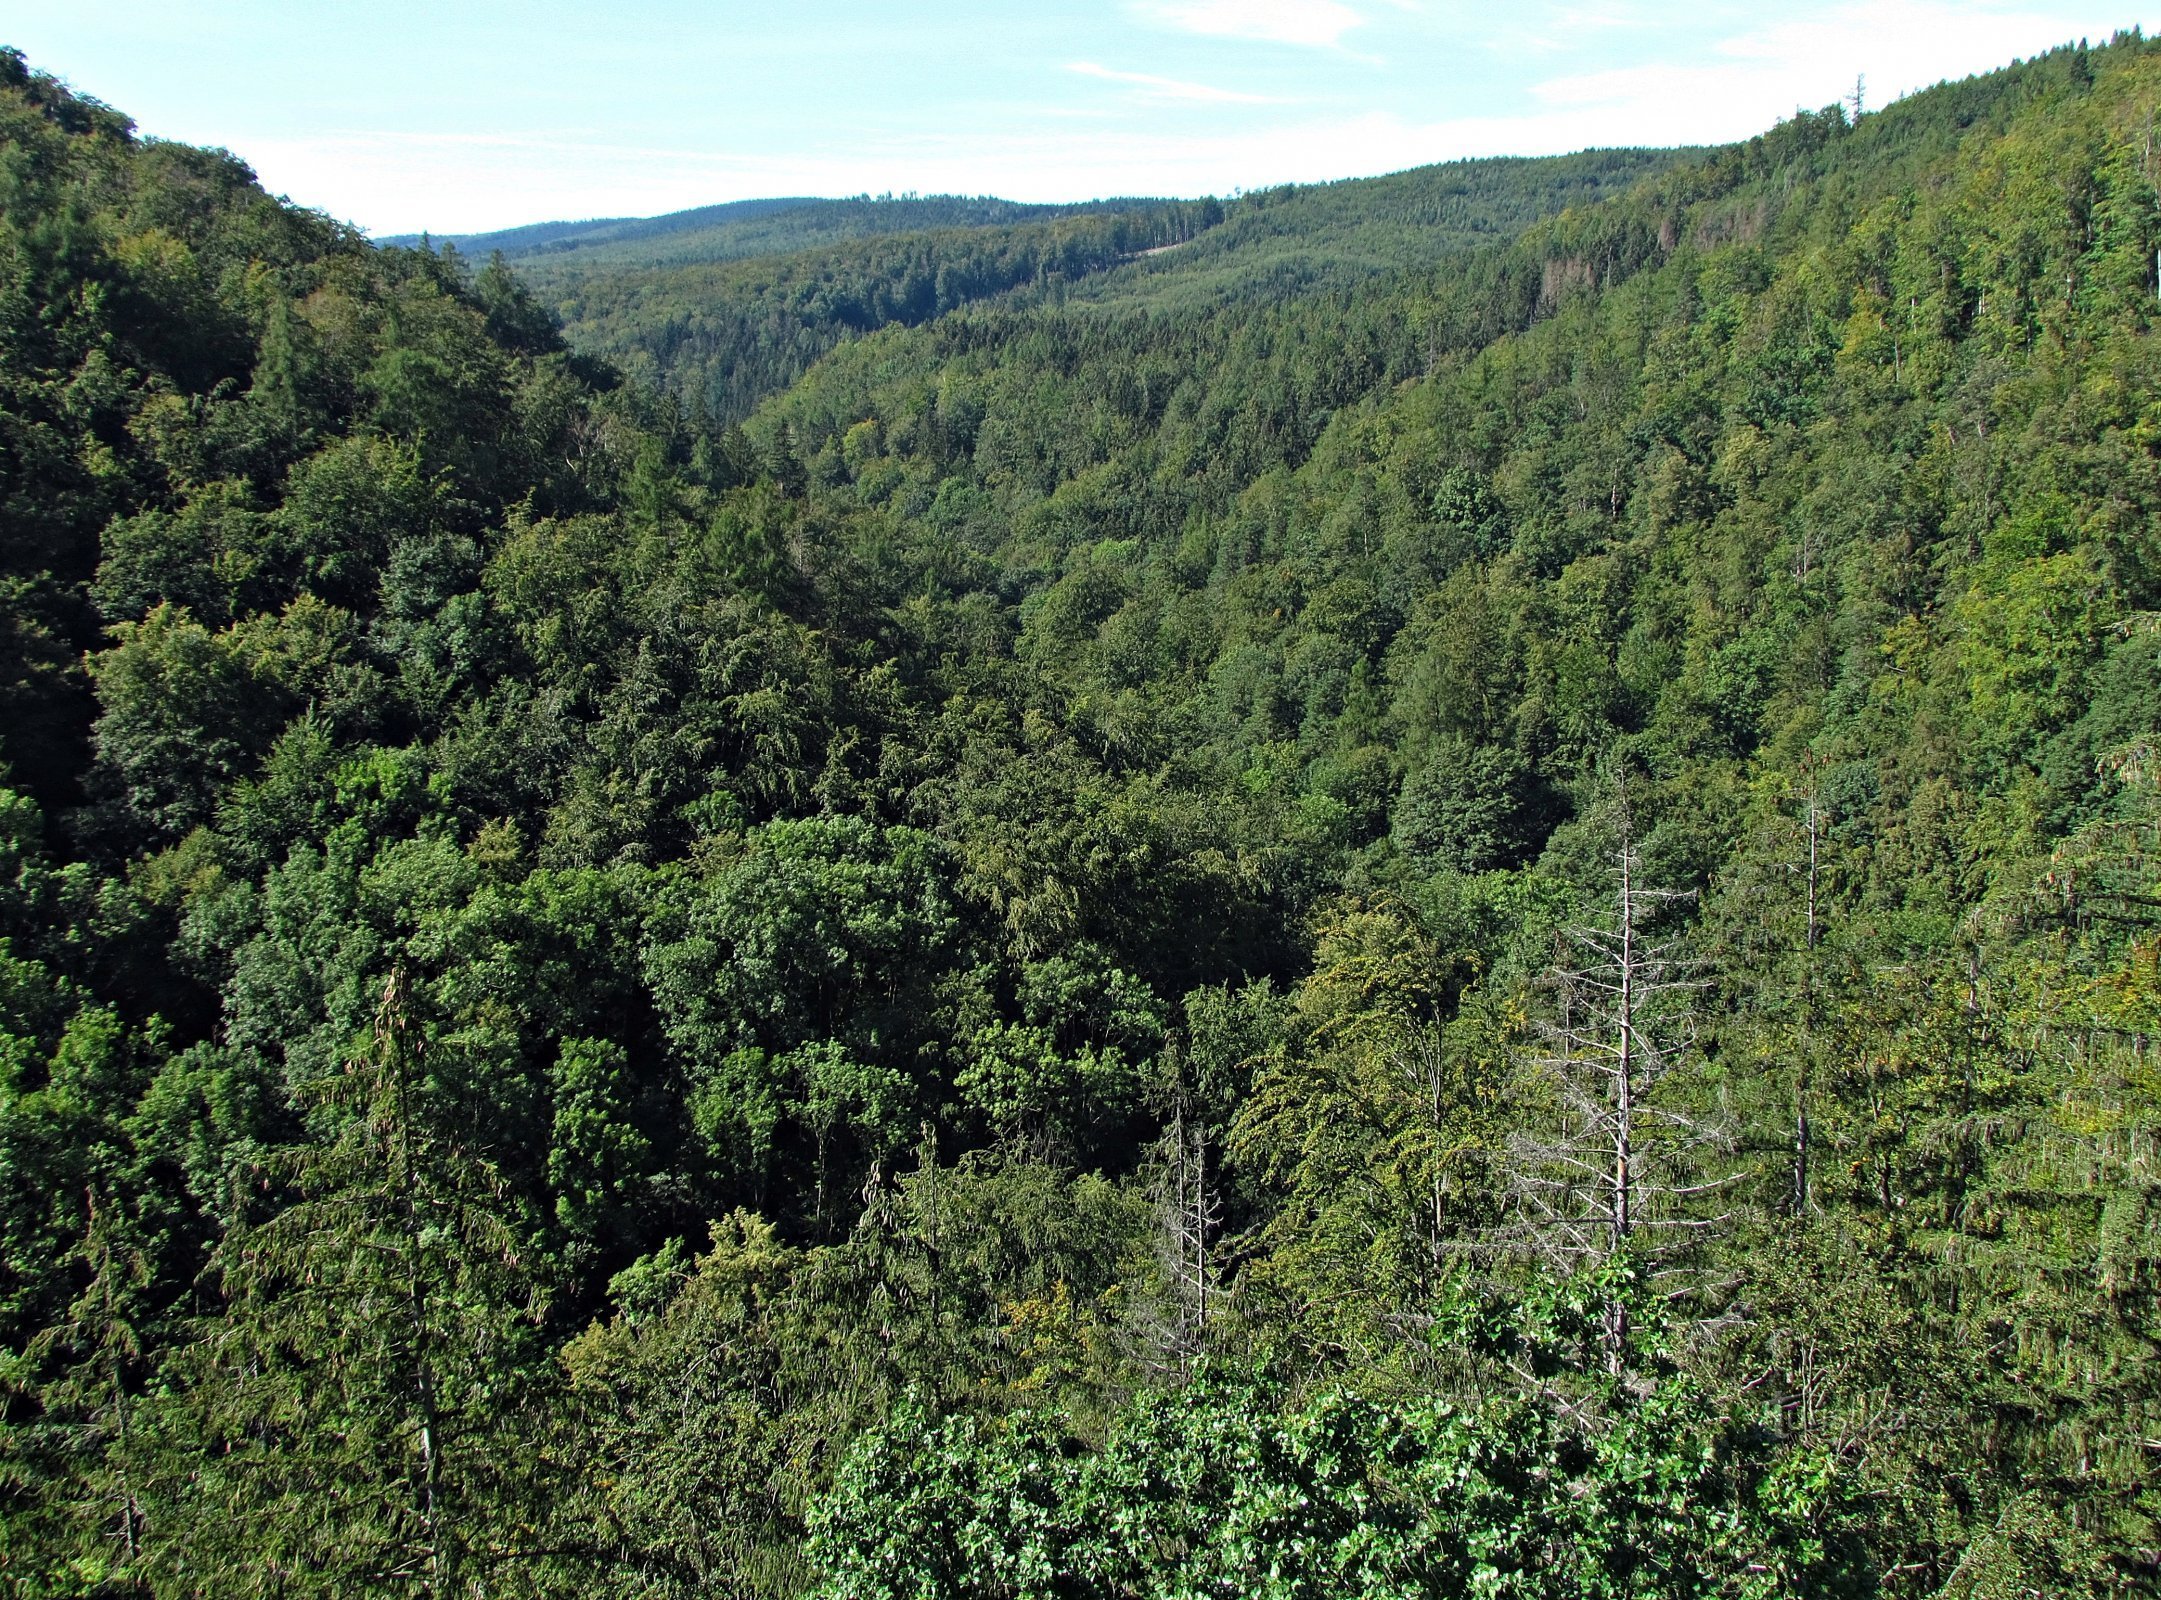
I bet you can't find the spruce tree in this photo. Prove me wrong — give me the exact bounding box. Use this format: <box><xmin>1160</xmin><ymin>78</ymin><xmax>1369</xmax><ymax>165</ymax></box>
<box><xmin>151</xmin><ymin>970</ymin><xmax>559</xmax><ymax>1597</ymax></box>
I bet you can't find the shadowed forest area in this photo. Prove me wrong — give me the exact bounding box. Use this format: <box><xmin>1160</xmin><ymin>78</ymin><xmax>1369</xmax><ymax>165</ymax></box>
<box><xmin>3</xmin><ymin>30</ymin><xmax>2161</xmax><ymax>1598</ymax></box>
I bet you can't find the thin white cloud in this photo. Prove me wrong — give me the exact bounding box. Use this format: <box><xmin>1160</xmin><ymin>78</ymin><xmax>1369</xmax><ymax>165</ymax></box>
<box><xmin>1134</xmin><ymin>0</ymin><xmax>1369</xmax><ymax>49</ymax></box>
<box><xmin>235</xmin><ymin>1</ymin><xmax>2139</xmax><ymax>235</ymax></box>
<box><xmin>254</xmin><ymin>102</ymin><xmax>1678</xmax><ymax>235</ymax></box>
<box><xmin>1534</xmin><ymin>0</ymin><xmax>2102</xmax><ymax>122</ymax></box>
<box><xmin>1068</xmin><ymin>60</ymin><xmax>1279</xmax><ymax>102</ymax></box>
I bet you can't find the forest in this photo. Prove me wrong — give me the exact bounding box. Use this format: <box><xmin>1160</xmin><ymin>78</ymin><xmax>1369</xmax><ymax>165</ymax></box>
<box><xmin>475</xmin><ymin>151</ymin><xmax>1674</xmax><ymax>424</ymax></box>
<box><xmin>1</xmin><ymin>28</ymin><xmax>2159</xmax><ymax>1599</ymax></box>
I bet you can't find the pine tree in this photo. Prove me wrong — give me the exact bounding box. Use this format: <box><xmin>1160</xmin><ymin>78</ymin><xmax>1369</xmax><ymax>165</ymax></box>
<box><xmin>6</xmin><ymin>1185</ymin><xmax>154</xmax><ymax>1596</ymax></box>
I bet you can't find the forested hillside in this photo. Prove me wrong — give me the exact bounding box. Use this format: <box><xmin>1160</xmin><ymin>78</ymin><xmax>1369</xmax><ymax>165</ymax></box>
<box><xmin>3</xmin><ymin>30</ymin><xmax>2161</xmax><ymax>1600</ymax></box>
<box><xmin>522</xmin><ymin>199</ymin><xmax>1226</xmax><ymax>422</ymax></box>
<box><xmin>487</xmin><ymin>150</ymin><xmax>1673</xmax><ymax>423</ymax></box>
<box><xmin>392</xmin><ymin>194</ymin><xmax>1159</xmax><ymax>268</ymax></box>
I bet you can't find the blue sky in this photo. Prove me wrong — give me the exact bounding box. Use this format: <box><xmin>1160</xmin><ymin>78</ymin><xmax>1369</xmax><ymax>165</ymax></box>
<box><xmin>7</xmin><ymin>1</ymin><xmax>2157</xmax><ymax>236</ymax></box>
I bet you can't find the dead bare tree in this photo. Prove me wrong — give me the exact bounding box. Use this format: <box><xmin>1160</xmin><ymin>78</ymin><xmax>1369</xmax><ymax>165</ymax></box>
<box><xmin>1390</xmin><ymin>1021</ymin><xmax>1455</xmax><ymax>1285</ymax></box>
<box><xmin>1509</xmin><ymin>813</ymin><xmax>1734</xmax><ymax>1367</ymax></box>
<box><xmin>1138</xmin><ymin>1105</ymin><xmax>1221</xmax><ymax>1379</ymax></box>
<box><xmin>1792</xmin><ymin>791</ymin><xmax>1823</xmax><ymax>1218</ymax></box>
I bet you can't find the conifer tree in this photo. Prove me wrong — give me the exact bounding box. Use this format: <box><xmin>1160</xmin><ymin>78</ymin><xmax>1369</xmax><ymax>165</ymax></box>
<box><xmin>4</xmin><ymin>1185</ymin><xmax>153</xmax><ymax>1596</ymax></box>
<box><xmin>153</xmin><ymin>969</ymin><xmax>557</xmax><ymax>1597</ymax></box>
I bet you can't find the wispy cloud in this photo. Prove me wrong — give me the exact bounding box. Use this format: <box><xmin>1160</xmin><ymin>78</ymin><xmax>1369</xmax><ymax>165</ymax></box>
<box><xmin>1068</xmin><ymin>60</ymin><xmax>1279</xmax><ymax>103</ymax></box>
<box><xmin>1133</xmin><ymin>0</ymin><xmax>1368</xmax><ymax>49</ymax></box>
<box><xmin>238</xmin><ymin>0</ymin><xmax>2126</xmax><ymax>236</ymax></box>
<box><xmin>1532</xmin><ymin>0</ymin><xmax>2094</xmax><ymax>120</ymax></box>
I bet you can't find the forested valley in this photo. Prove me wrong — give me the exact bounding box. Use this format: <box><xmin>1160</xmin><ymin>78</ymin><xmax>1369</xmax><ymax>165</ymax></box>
<box><xmin>2</xmin><ymin>31</ymin><xmax>2160</xmax><ymax>1598</ymax></box>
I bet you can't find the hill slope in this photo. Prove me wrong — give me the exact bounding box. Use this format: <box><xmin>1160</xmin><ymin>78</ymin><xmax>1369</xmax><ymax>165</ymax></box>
<box><xmin>465</xmin><ymin>150</ymin><xmax>1678</xmax><ymax>421</ymax></box>
<box><xmin>386</xmin><ymin>191</ymin><xmax>1151</xmax><ymax>267</ymax></box>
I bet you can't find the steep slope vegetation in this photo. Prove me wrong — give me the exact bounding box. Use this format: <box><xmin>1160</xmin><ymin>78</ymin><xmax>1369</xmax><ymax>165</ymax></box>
<box><xmin>526</xmin><ymin>199</ymin><xmax>1224</xmax><ymax>420</ymax></box>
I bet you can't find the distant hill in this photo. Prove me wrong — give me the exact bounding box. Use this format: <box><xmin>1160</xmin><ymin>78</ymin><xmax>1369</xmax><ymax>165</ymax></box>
<box><xmin>1057</xmin><ymin>148</ymin><xmax>1686</xmax><ymax>312</ymax></box>
<box><xmin>384</xmin><ymin>193</ymin><xmax>1155</xmax><ymax>270</ymax></box>
<box><xmin>378</xmin><ymin>195</ymin><xmax>815</xmax><ymax>257</ymax></box>
<box><xmin>479</xmin><ymin>150</ymin><xmax>1681</xmax><ymax>422</ymax></box>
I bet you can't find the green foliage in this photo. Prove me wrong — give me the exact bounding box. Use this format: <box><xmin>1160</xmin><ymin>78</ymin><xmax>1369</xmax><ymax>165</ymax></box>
<box><xmin>144</xmin><ymin>973</ymin><xmax>558</xmax><ymax>1596</ymax></box>
<box><xmin>811</xmin><ymin>1278</ymin><xmax>1871</xmax><ymax>1600</ymax></box>
<box><xmin>1394</xmin><ymin>736</ymin><xmax>1542</xmax><ymax>873</ymax></box>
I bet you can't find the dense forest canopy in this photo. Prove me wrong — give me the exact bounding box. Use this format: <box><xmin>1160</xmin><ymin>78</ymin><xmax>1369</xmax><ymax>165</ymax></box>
<box><xmin>477</xmin><ymin>150</ymin><xmax>1677</xmax><ymax>424</ymax></box>
<box><xmin>3</xmin><ymin>28</ymin><xmax>2161</xmax><ymax>1598</ymax></box>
